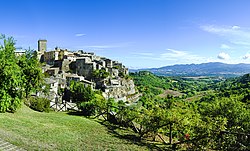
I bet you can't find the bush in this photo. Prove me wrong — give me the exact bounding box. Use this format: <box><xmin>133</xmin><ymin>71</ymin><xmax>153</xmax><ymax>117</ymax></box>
<box><xmin>26</xmin><ymin>97</ymin><xmax>50</xmax><ymax>112</ymax></box>
<box><xmin>78</xmin><ymin>101</ymin><xmax>96</xmax><ymax>116</ymax></box>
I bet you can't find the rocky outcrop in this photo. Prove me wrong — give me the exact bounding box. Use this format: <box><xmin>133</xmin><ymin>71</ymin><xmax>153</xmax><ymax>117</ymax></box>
<box><xmin>102</xmin><ymin>78</ymin><xmax>137</xmax><ymax>102</ymax></box>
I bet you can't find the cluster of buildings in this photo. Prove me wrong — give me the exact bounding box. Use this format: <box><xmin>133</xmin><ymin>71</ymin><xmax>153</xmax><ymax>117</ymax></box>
<box><xmin>36</xmin><ymin>40</ymin><xmax>136</xmax><ymax>103</ymax></box>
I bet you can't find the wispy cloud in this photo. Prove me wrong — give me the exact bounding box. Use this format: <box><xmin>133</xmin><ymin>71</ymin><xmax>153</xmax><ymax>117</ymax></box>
<box><xmin>160</xmin><ymin>49</ymin><xmax>204</xmax><ymax>62</ymax></box>
<box><xmin>232</xmin><ymin>26</ymin><xmax>240</xmax><ymax>30</ymax></box>
<box><xmin>220</xmin><ymin>44</ymin><xmax>231</xmax><ymax>49</ymax></box>
<box><xmin>200</xmin><ymin>25</ymin><xmax>250</xmax><ymax>46</ymax></box>
<box><xmin>200</xmin><ymin>25</ymin><xmax>242</xmax><ymax>35</ymax></box>
<box><xmin>130</xmin><ymin>49</ymin><xmax>205</xmax><ymax>64</ymax></box>
<box><xmin>217</xmin><ymin>52</ymin><xmax>230</xmax><ymax>60</ymax></box>
<box><xmin>75</xmin><ymin>33</ymin><xmax>86</xmax><ymax>37</ymax></box>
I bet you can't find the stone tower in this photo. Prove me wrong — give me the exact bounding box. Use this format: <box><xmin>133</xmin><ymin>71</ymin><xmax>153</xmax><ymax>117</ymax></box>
<box><xmin>38</xmin><ymin>39</ymin><xmax>47</xmax><ymax>53</ymax></box>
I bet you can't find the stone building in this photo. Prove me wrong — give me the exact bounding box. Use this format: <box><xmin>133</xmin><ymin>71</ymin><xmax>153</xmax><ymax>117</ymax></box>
<box><xmin>15</xmin><ymin>50</ymin><xmax>26</xmax><ymax>56</ymax></box>
<box><xmin>66</xmin><ymin>74</ymin><xmax>94</xmax><ymax>89</ymax></box>
<box><xmin>37</xmin><ymin>39</ymin><xmax>137</xmax><ymax>103</ymax></box>
<box><xmin>76</xmin><ymin>57</ymin><xmax>97</xmax><ymax>80</ymax></box>
<box><xmin>46</xmin><ymin>67</ymin><xmax>60</xmax><ymax>76</ymax></box>
<box><xmin>43</xmin><ymin>49</ymin><xmax>59</xmax><ymax>65</ymax></box>
<box><xmin>37</xmin><ymin>39</ymin><xmax>47</xmax><ymax>61</ymax></box>
<box><xmin>38</xmin><ymin>40</ymin><xmax>47</xmax><ymax>53</ymax></box>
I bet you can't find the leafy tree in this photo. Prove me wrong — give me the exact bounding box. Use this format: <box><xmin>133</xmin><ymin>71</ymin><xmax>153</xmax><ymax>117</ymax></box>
<box><xmin>18</xmin><ymin>49</ymin><xmax>43</xmax><ymax>98</ymax></box>
<box><xmin>0</xmin><ymin>35</ymin><xmax>23</xmax><ymax>112</ymax></box>
<box><xmin>70</xmin><ymin>81</ymin><xmax>94</xmax><ymax>103</ymax></box>
<box><xmin>92</xmin><ymin>68</ymin><xmax>109</xmax><ymax>79</ymax></box>
<box><xmin>70</xmin><ymin>81</ymin><xmax>96</xmax><ymax>115</ymax></box>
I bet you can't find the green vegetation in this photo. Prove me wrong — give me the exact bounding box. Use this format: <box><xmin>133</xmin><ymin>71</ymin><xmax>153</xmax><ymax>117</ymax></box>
<box><xmin>128</xmin><ymin>71</ymin><xmax>250</xmax><ymax>150</ymax></box>
<box><xmin>25</xmin><ymin>97</ymin><xmax>51</xmax><ymax>112</ymax></box>
<box><xmin>0</xmin><ymin>105</ymin><xmax>148</xmax><ymax>151</ymax></box>
<box><xmin>0</xmin><ymin>35</ymin><xmax>23</xmax><ymax>112</ymax></box>
<box><xmin>92</xmin><ymin>68</ymin><xmax>109</xmax><ymax>79</ymax></box>
<box><xmin>130</xmin><ymin>71</ymin><xmax>217</xmax><ymax>97</ymax></box>
<box><xmin>0</xmin><ymin>35</ymin><xmax>43</xmax><ymax>112</ymax></box>
<box><xmin>130</xmin><ymin>71</ymin><xmax>170</xmax><ymax>95</ymax></box>
<box><xmin>69</xmin><ymin>81</ymin><xmax>99</xmax><ymax>115</ymax></box>
<box><xmin>18</xmin><ymin>48</ymin><xmax>43</xmax><ymax>98</ymax></box>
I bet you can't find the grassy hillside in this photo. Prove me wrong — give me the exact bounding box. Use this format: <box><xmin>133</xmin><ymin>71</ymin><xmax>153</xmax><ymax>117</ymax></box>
<box><xmin>0</xmin><ymin>105</ymin><xmax>148</xmax><ymax>151</ymax></box>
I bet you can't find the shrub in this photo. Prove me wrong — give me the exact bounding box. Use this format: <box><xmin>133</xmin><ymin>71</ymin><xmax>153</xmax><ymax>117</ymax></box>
<box><xmin>27</xmin><ymin>97</ymin><xmax>50</xmax><ymax>112</ymax></box>
<box><xmin>78</xmin><ymin>101</ymin><xmax>96</xmax><ymax>116</ymax></box>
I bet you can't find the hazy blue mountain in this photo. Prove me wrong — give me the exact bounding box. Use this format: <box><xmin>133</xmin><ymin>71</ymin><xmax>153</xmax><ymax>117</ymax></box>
<box><xmin>130</xmin><ymin>62</ymin><xmax>250</xmax><ymax>77</ymax></box>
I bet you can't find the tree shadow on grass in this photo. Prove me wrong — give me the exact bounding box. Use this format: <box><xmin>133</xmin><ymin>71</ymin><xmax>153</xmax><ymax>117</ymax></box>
<box><xmin>67</xmin><ymin>110</ymin><xmax>97</xmax><ymax>117</ymax></box>
<box><xmin>66</xmin><ymin>111</ymin><xmax>86</xmax><ymax>116</ymax></box>
<box><xmin>66</xmin><ymin>112</ymin><xmax>173</xmax><ymax>150</ymax></box>
<box><xmin>97</xmin><ymin>120</ymin><xmax>173</xmax><ymax>151</ymax></box>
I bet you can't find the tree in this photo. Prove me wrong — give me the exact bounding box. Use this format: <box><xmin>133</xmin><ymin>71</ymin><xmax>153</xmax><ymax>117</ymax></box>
<box><xmin>70</xmin><ymin>81</ymin><xmax>96</xmax><ymax>115</ymax></box>
<box><xmin>70</xmin><ymin>81</ymin><xmax>94</xmax><ymax>103</ymax></box>
<box><xmin>92</xmin><ymin>68</ymin><xmax>109</xmax><ymax>79</ymax></box>
<box><xmin>0</xmin><ymin>35</ymin><xmax>23</xmax><ymax>112</ymax></box>
<box><xmin>18</xmin><ymin>49</ymin><xmax>43</xmax><ymax>98</ymax></box>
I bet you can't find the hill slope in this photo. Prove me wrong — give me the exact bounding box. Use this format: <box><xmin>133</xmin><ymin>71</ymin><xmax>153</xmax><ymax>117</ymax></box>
<box><xmin>0</xmin><ymin>105</ymin><xmax>147</xmax><ymax>151</ymax></box>
<box><xmin>131</xmin><ymin>62</ymin><xmax>250</xmax><ymax>77</ymax></box>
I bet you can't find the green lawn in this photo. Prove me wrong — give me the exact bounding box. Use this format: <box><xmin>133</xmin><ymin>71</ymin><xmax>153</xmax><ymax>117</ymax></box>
<box><xmin>0</xmin><ymin>105</ymin><xmax>148</xmax><ymax>151</ymax></box>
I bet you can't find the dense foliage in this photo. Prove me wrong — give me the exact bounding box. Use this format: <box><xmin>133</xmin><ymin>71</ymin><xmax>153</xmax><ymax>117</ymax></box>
<box><xmin>25</xmin><ymin>97</ymin><xmax>51</xmax><ymax>112</ymax></box>
<box><xmin>0</xmin><ymin>35</ymin><xmax>44</xmax><ymax>112</ymax></box>
<box><xmin>18</xmin><ymin>49</ymin><xmax>43</xmax><ymax>98</ymax></box>
<box><xmin>130</xmin><ymin>71</ymin><xmax>218</xmax><ymax>97</ymax></box>
<box><xmin>128</xmin><ymin>71</ymin><xmax>250</xmax><ymax>150</ymax></box>
<box><xmin>0</xmin><ymin>35</ymin><xmax>23</xmax><ymax>112</ymax></box>
<box><xmin>69</xmin><ymin>81</ymin><xmax>108</xmax><ymax>116</ymax></box>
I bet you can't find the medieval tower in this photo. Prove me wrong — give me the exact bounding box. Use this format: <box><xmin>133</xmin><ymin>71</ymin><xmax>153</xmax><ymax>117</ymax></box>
<box><xmin>38</xmin><ymin>39</ymin><xmax>47</xmax><ymax>53</ymax></box>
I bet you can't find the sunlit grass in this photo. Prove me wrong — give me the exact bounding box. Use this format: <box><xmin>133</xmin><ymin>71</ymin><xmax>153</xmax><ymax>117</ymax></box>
<box><xmin>0</xmin><ymin>105</ymin><xmax>148</xmax><ymax>151</ymax></box>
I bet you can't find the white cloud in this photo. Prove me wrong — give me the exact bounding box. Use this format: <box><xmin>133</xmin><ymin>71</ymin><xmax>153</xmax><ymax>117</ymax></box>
<box><xmin>159</xmin><ymin>48</ymin><xmax>205</xmax><ymax>62</ymax></box>
<box><xmin>243</xmin><ymin>53</ymin><xmax>250</xmax><ymax>59</ymax></box>
<box><xmin>200</xmin><ymin>25</ymin><xmax>250</xmax><ymax>46</ymax></box>
<box><xmin>200</xmin><ymin>25</ymin><xmax>242</xmax><ymax>35</ymax></box>
<box><xmin>232</xmin><ymin>26</ymin><xmax>240</xmax><ymax>30</ymax></box>
<box><xmin>127</xmin><ymin>48</ymin><xmax>205</xmax><ymax>65</ymax></box>
<box><xmin>75</xmin><ymin>33</ymin><xmax>86</xmax><ymax>37</ymax></box>
<box><xmin>161</xmin><ymin>49</ymin><xmax>188</xmax><ymax>58</ymax></box>
<box><xmin>220</xmin><ymin>44</ymin><xmax>231</xmax><ymax>49</ymax></box>
<box><xmin>217</xmin><ymin>52</ymin><xmax>230</xmax><ymax>60</ymax></box>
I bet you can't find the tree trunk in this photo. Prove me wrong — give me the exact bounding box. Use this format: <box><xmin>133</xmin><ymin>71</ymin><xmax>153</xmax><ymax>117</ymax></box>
<box><xmin>169</xmin><ymin>123</ymin><xmax>173</xmax><ymax>144</ymax></box>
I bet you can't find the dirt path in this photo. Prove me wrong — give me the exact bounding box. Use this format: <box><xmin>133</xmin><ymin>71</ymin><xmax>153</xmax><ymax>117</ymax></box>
<box><xmin>158</xmin><ymin>89</ymin><xmax>183</xmax><ymax>98</ymax></box>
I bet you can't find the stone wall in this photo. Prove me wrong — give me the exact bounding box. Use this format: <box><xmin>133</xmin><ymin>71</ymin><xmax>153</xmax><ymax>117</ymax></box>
<box><xmin>103</xmin><ymin>78</ymin><xmax>136</xmax><ymax>102</ymax></box>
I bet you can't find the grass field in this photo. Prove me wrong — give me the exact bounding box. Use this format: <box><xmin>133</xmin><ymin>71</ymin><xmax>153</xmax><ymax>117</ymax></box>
<box><xmin>0</xmin><ymin>105</ymin><xmax>149</xmax><ymax>151</ymax></box>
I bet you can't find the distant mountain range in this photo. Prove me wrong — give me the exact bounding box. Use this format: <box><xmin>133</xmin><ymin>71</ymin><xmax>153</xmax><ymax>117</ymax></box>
<box><xmin>130</xmin><ymin>62</ymin><xmax>250</xmax><ymax>77</ymax></box>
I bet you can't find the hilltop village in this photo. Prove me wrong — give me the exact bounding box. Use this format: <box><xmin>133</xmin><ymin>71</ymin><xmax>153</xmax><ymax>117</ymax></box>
<box><xmin>36</xmin><ymin>40</ymin><xmax>138</xmax><ymax>104</ymax></box>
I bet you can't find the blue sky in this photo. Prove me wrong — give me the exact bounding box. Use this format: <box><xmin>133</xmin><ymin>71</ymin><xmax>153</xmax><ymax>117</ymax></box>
<box><xmin>1</xmin><ymin>0</ymin><xmax>250</xmax><ymax>68</ymax></box>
